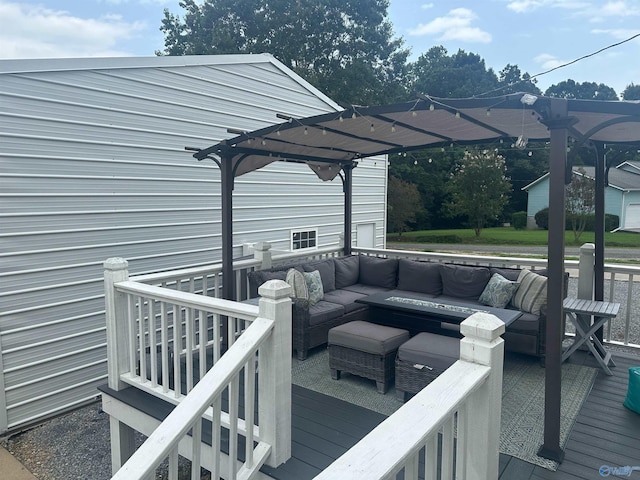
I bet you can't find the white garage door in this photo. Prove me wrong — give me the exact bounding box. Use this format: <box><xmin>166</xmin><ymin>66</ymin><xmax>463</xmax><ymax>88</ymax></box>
<box><xmin>625</xmin><ymin>204</ymin><xmax>640</xmax><ymax>229</ymax></box>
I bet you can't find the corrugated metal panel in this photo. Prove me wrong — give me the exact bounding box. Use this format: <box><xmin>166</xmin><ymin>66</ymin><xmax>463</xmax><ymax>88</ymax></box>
<box><xmin>0</xmin><ymin>55</ymin><xmax>387</xmax><ymax>432</ymax></box>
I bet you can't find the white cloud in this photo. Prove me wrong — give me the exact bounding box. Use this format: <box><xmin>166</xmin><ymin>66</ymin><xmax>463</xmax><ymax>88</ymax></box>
<box><xmin>0</xmin><ymin>1</ymin><xmax>148</xmax><ymax>58</ymax></box>
<box><xmin>507</xmin><ymin>0</ymin><xmax>592</xmax><ymax>13</ymax></box>
<box><xmin>421</xmin><ymin>3</ymin><xmax>434</xmax><ymax>9</ymax></box>
<box><xmin>408</xmin><ymin>8</ymin><xmax>492</xmax><ymax>44</ymax></box>
<box><xmin>534</xmin><ymin>53</ymin><xmax>567</xmax><ymax>69</ymax></box>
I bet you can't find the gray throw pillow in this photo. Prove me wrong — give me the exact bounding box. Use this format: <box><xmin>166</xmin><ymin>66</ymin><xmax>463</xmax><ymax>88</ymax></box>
<box><xmin>440</xmin><ymin>264</ymin><xmax>491</xmax><ymax>300</ymax></box>
<box><xmin>303</xmin><ymin>270</ymin><xmax>324</xmax><ymax>305</ymax></box>
<box><xmin>334</xmin><ymin>255</ymin><xmax>360</xmax><ymax>288</ymax></box>
<box><xmin>359</xmin><ymin>255</ymin><xmax>398</xmax><ymax>289</ymax></box>
<box><xmin>397</xmin><ymin>259</ymin><xmax>442</xmax><ymax>295</ymax></box>
<box><xmin>479</xmin><ymin>273</ymin><xmax>519</xmax><ymax>308</ymax></box>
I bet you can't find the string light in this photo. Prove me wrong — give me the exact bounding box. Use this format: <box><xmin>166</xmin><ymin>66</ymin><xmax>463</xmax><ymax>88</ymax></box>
<box><xmin>486</xmin><ymin>109</ymin><xmax>491</xmax><ymax>116</ymax></box>
<box><xmin>370</xmin><ymin>124</ymin><xmax>375</xmax><ymax>132</ymax></box>
<box><xmin>455</xmin><ymin>111</ymin><xmax>461</xmax><ymax>119</ymax></box>
<box><xmin>412</xmin><ymin>111</ymin><xmax>417</xmax><ymax>117</ymax></box>
<box><xmin>429</xmin><ymin>104</ymin><xmax>435</xmax><ymax>111</ymax></box>
<box><xmin>391</xmin><ymin>124</ymin><xmax>396</xmax><ymax>133</ymax></box>
<box><xmin>351</xmin><ymin>112</ymin><xmax>357</xmax><ymax>119</ymax></box>
<box><xmin>304</xmin><ymin>127</ymin><xmax>308</xmax><ymax>135</ymax></box>
<box><xmin>322</xmin><ymin>128</ymin><xmax>327</xmax><ymax>136</ymax></box>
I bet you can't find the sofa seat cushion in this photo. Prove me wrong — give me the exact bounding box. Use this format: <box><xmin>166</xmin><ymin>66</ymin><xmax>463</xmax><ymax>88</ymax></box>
<box><xmin>505</xmin><ymin>311</ymin><xmax>540</xmax><ymax>333</ymax></box>
<box><xmin>322</xmin><ymin>289</ymin><xmax>368</xmax><ymax>314</ymax></box>
<box><xmin>397</xmin><ymin>259</ymin><xmax>442</xmax><ymax>295</ymax></box>
<box><xmin>440</xmin><ymin>264</ymin><xmax>491</xmax><ymax>301</ymax></box>
<box><xmin>308</xmin><ymin>301</ymin><xmax>345</xmax><ymax>326</ymax></box>
<box><xmin>342</xmin><ymin>283</ymin><xmax>391</xmax><ymax>296</ymax></box>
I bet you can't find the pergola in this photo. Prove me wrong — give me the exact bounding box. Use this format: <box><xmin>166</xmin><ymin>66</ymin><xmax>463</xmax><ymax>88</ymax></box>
<box><xmin>194</xmin><ymin>92</ymin><xmax>640</xmax><ymax>462</ymax></box>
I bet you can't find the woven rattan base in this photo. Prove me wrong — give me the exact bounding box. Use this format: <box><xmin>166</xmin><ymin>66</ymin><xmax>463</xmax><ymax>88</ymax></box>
<box><xmin>328</xmin><ymin>344</ymin><xmax>397</xmax><ymax>394</ymax></box>
<box><xmin>395</xmin><ymin>357</ymin><xmax>441</xmax><ymax>402</ymax></box>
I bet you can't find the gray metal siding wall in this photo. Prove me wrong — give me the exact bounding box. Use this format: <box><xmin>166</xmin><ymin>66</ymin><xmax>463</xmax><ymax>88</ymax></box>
<box><xmin>0</xmin><ymin>56</ymin><xmax>387</xmax><ymax>432</ymax></box>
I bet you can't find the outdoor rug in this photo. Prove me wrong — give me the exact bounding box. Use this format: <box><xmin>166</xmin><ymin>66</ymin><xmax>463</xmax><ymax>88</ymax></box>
<box><xmin>291</xmin><ymin>348</ymin><xmax>598</xmax><ymax>471</ymax></box>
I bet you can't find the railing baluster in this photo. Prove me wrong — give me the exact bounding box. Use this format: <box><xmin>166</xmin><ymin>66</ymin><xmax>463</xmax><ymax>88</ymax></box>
<box><xmin>625</xmin><ymin>272</ymin><xmax>633</xmax><ymax>345</ymax></box>
<box><xmin>127</xmin><ymin>295</ymin><xmax>137</xmax><ymax>375</ymax></box>
<box><xmin>404</xmin><ymin>449</ymin><xmax>419</xmax><ymax>480</ymax></box>
<box><xmin>441</xmin><ymin>416</ymin><xmax>455</xmax><ymax>479</ymax></box>
<box><xmin>149</xmin><ymin>299</ymin><xmax>158</xmax><ymax>388</ymax></box>
<box><xmin>425</xmin><ymin>435</ymin><xmax>438</xmax><ymax>479</ymax></box>
<box><xmin>228</xmin><ymin>376</ymin><xmax>239</xmax><ymax>479</ymax></box>
<box><xmin>244</xmin><ymin>357</ymin><xmax>256</xmax><ymax>470</ymax></box>
<box><xmin>161</xmin><ymin>301</ymin><xmax>170</xmax><ymax>393</ymax></box>
<box><xmin>211</xmin><ymin>396</ymin><xmax>221</xmax><ymax>480</ymax></box>
<box><xmin>185</xmin><ymin>307</ymin><xmax>194</xmax><ymax>393</ymax></box>
<box><xmin>173</xmin><ymin>304</ymin><xmax>181</xmax><ymax>399</ymax></box>
<box><xmin>199</xmin><ymin>310</ymin><xmax>207</xmax><ymax>380</ymax></box>
<box><xmin>455</xmin><ymin>405</ymin><xmax>468</xmax><ymax>479</ymax></box>
<box><xmin>137</xmin><ymin>296</ymin><xmax>147</xmax><ymax>382</ymax></box>
<box><xmin>191</xmin><ymin>418</ymin><xmax>202</xmax><ymax>480</ymax></box>
<box><xmin>168</xmin><ymin>446</ymin><xmax>178</xmax><ymax>480</ymax></box>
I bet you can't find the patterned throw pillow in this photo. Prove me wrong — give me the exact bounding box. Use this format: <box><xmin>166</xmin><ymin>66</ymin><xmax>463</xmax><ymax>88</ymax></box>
<box><xmin>285</xmin><ymin>268</ymin><xmax>308</xmax><ymax>300</ymax></box>
<box><xmin>478</xmin><ymin>273</ymin><xmax>519</xmax><ymax>309</ymax></box>
<box><xmin>511</xmin><ymin>269</ymin><xmax>547</xmax><ymax>315</ymax></box>
<box><xmin>303</xmin><ymin>270</ymin><xmax>324</xmax><ymax>305</ymax></box>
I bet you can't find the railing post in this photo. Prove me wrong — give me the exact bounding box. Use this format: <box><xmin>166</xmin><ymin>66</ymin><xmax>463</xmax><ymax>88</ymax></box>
<box><xmin>257</xmin><ymin>279</ymin><xmax>292</xmax><ymax>467</ymax></box>
<box><xmin>254</xmin><ymin>241</ymin><xmax>273</xmax><ymax>269</ymax></box>
<box><xmin>104</xmin><ymin>257</ymin><xmax>131</xmax><ymax>390</ymax></box>
<box><xmin>103</xmin><ymin>258</ymin><xmax>136</xmax><ymax>473</ymax></box>
<box><xmin>578</xmin><ymin>243</ymin><xmax>595</xmax><ymax>300</ymax></box>
<box><xmin>459</xmin><ymin>312</ymin><xmax>505</xmax><ymax>480</ymax></box>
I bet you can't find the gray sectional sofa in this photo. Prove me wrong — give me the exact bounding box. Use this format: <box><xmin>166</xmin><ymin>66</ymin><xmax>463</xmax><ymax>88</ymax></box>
<box><xmin>248</xmin><ymin>255</ymin><xmax>557</xmax><ymax>361</ymax></box>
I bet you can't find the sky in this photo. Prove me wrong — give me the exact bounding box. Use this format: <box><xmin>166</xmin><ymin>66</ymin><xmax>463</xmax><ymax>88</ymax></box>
<box><xmin>1</xmin><ymin>0</ymin><xmax>639</xmax><ymax>98</ymax></box>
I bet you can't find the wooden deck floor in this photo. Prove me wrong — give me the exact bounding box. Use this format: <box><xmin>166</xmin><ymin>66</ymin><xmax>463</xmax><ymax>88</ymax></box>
<box><xmin>101</xmin><ymin>349</ymin><xmax>639</xmax><ymax>479</ymax></box>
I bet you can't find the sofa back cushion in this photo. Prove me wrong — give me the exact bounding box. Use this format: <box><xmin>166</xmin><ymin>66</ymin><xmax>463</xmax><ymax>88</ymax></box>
<box><xmin>248</xmin><ymin>269</ymin><xmax>289</xmax><ymax>298</ymax></box>
<box><xmin>397</xmin><ymin>259</ymin><xmax>442</xmax><ymax>295</ymax></box>
<box><xmin>440</xmin><ymin>264</ymin><xmax>491</xmax><ymax>300</ymax></box>
<box><xmin>303</xmin><ymin>258</ymin><xmax>336</xmax><ymax>292</ymax></box>
<box><xmin>334</xmin><ymin>255</ymin><xmax>360</xmax><ymax>289</ymax></box>
<box><xmin>359</xmin><ymin>255</ymin><xmax>398</xmax><ymax>289</ymax></box>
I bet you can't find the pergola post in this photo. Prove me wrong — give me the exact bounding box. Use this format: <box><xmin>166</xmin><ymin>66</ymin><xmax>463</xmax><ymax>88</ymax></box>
<box><xmin>538</xmin><ymin>98</ymin><xmax>571</xmax><ymax>463</ymax></box>
<box><xmin>343</xmin><ymin>164</ymin><xmax>353</xmax><ymax>256</ymax></box>
<box><xmin>221</xmin><ymin>153</ymin><xmax>235</xmax><ymax>301</ymax></box>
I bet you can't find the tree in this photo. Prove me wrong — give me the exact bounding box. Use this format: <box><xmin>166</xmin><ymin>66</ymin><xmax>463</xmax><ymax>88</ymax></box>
<box><xmin>445</xmin><ymin>148</ymin><xmax>511</xmax><ymax>237</ymax></box>
<box><xmin>497</xmin><ymin>64</ymin><xmax>541</xmax><ymax>95</ymax></box>
<box><xmin>566</xmin><ymin>167</ymin><xmax>595</xmax><ymax>242</ymax></box>
<box><xmin>159</xmin><ymin>0</ymin><xmax>410</xmax><ymax>105</ymax></box>
<box><xmin>387</xmin><ymin>175</ymin><xmax>423</xmax><ymax>235</ymax></box>
<box><xmin>544</xmin><ymin>80</ymin><xmax>618</xmax><ymax>100</ymax></box>
<box><xmin>622</xmin><ymin>83</ymin><xmax>640</xmax><ymax>100</ymax></box>
<box><xmin>408</xmin><ymin>46</ymin><xmax>500</xmax><ymax>98</ymax></box>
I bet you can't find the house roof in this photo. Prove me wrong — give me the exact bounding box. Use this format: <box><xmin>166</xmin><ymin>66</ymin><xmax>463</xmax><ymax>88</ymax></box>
<box><xmin>522</xmin><ymin>164</ymin><xmax>640</xmax><ymax>191</ymax></box>
<box><xmin>194</xmin><ymin>93</ymin><xmax>640</xmax><ymax>180</ymax></box>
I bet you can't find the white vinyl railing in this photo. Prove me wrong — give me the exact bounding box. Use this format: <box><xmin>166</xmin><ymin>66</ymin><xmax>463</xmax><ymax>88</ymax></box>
<box><xmin>315</xmin><ymin>313</ymin><xmax>505</xmax><ymax>480</ymax></box>
<box><xmin>103</xmin><ymin>258</ymin><xmax>293</xmax><ymax>479</ymax></box>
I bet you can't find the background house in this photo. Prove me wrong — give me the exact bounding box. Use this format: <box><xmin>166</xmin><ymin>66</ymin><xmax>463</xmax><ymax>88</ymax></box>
<box><xmin>0</xmin><ymin>54</ymin><xmax>388</xmax><ymax>433</ymax></box>
<box><xmin>523</xmin><ymin>163</ymin><xmax>640</xmax><ymax>231</ymax></box>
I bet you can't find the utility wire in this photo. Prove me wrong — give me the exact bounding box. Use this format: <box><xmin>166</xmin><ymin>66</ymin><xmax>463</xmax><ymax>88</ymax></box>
<box><xmin>476</xmin><ymin>31</ymin><xmax>640</xmax><ymax>98</ymax></box>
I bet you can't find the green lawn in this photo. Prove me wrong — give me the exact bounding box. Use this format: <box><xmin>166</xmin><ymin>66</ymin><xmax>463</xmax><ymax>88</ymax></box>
<box><xmin>388</xmin><ymin>227</ymin><xmax>640</xmax><ymax>248</ymax></box>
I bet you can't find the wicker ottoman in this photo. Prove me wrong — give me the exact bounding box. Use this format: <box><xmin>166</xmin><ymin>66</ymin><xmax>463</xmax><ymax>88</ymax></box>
<box><xmin>328</xmin><ymin>321</ymin><xmax>409</xmax><ymax>394</ymax></box>
<box><xmin>395</xmin><ymin>332</ymin><xmax>460</xmax><ymax>402</ymax></box>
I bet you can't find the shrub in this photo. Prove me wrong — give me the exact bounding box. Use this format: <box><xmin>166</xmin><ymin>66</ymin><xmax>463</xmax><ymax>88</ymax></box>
<box><xmin>511</xmin><ymin>211</ymin><xmax>527</xmax><ymax>230</ymax></box>
<box><xmin>414</xmin><ymin>234</ymin><xmax>463</xmax><ymax>243</ymax></box>
<box><xmin>534</xmin><ymin>208</ymin><xmax>549</xmax><ymax>230</ymax></box>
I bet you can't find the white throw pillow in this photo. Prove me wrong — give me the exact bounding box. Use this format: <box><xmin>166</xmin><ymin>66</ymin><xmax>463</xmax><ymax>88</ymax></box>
<box><xmin>285</xmin><ymin>268</ymin><xmax>308</xmax><ymax>300</ymax></box>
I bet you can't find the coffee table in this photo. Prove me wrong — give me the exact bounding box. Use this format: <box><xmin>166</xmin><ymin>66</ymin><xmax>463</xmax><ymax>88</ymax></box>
<box><xmin>356</xmin><ymin>291</ymin><xmax>522</xmax><ymax>329</ymax></box>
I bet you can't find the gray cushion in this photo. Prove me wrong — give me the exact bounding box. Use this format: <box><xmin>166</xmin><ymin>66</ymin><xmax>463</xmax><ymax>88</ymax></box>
<box><xmin>329</xmin><ymin>320</ymin><xmax>409</xmax><ymax>355</ymax></box>
<box><xmin>248</xmin><ymin>270</ymin><xmax>289</xmax><ymax>297</ymax></box>
<box><xmin>303</xmin><ymin>259</ymin><xmax>336</xmax><ymax>292</ymax></box>
<box><xmin>334</xmin><ymin>255</ymin><xmax>360</xmax><ymax>289</ymax></box>
<box><xmin>322</xmin><ymin>289</ymin><xmax>368</xmax><ymax>314</ymax></box>
<box><xmin>342</xmin><ymin>283</ymin><xmax>391</xmax><ymax>296</ymax></box>
<box><xmin>359</xmin><ymin>255</ymin><xmax>398</xmax><ymax>288</ymax></box>
<box><xmin>398</xmin><ymin>332</ymin><xmax>459</xmax><ymax>371</ymax></box>
<box><xmin>506</xmin><ymin>312</ymin><xmax>540</xmax><ymax>333</ymax></box>
<box><xmin>308</xmin><ymin>301</ymin><xmax>344</xmax><ymax>326</ymax></box>
<box><xmin>397</xmin><ymin>259</ymin><xmax>442</xmax><ymax>295</ymax></box>
<box><xmin>440</xmin><ymin>264</ymin><xmax>491</xmax><ymax>301</ymax></box>
<box><xmin>489</xmin><ymin>267</ymin><xmax>521</xmax><ymax>282</ymax></box>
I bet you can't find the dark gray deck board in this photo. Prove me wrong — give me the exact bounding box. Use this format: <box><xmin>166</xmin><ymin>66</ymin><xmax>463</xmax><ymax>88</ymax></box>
<box><xmin>101</xmin><ymin>349</ymin><xmax>639</xmax><ymax>480</ymax></box>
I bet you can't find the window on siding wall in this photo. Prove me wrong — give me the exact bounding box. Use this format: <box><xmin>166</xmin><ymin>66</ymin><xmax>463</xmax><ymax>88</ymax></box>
<box><xmin>291</xmin><ymin>229</ymin><xmax>317</xmax><ymax>251</ymax></box>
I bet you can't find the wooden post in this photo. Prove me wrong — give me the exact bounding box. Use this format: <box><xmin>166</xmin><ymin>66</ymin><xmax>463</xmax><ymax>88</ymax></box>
<box><xmin>254</xmin><ymin>242</ymin><xmax>272</xmax><ymax>269</ymax></box>
<box><xmin>103</xmin><ymin>258</ymin><xmax>136</xmax><ymax>472</ymax></box>
<box><xmin>257</xmin><ymin>280</ymin><xmax>292</xmax><ymax>467</ymax></box>
<box><xmin>459</xmin><ymin>313</ymin><xmax>505</xmax><ymax>480</ymax></box>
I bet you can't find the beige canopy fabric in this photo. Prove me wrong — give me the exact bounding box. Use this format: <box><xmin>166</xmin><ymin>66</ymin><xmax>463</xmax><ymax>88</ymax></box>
<box><xmin>194</xmin><ymin>93</ymin><xmax>640</xmax><ymax>180</ymax></box>
<box><xmin>193</xmin><ymin>92</ymin><xmax>640</xmax><ymax>464</ymax></box>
